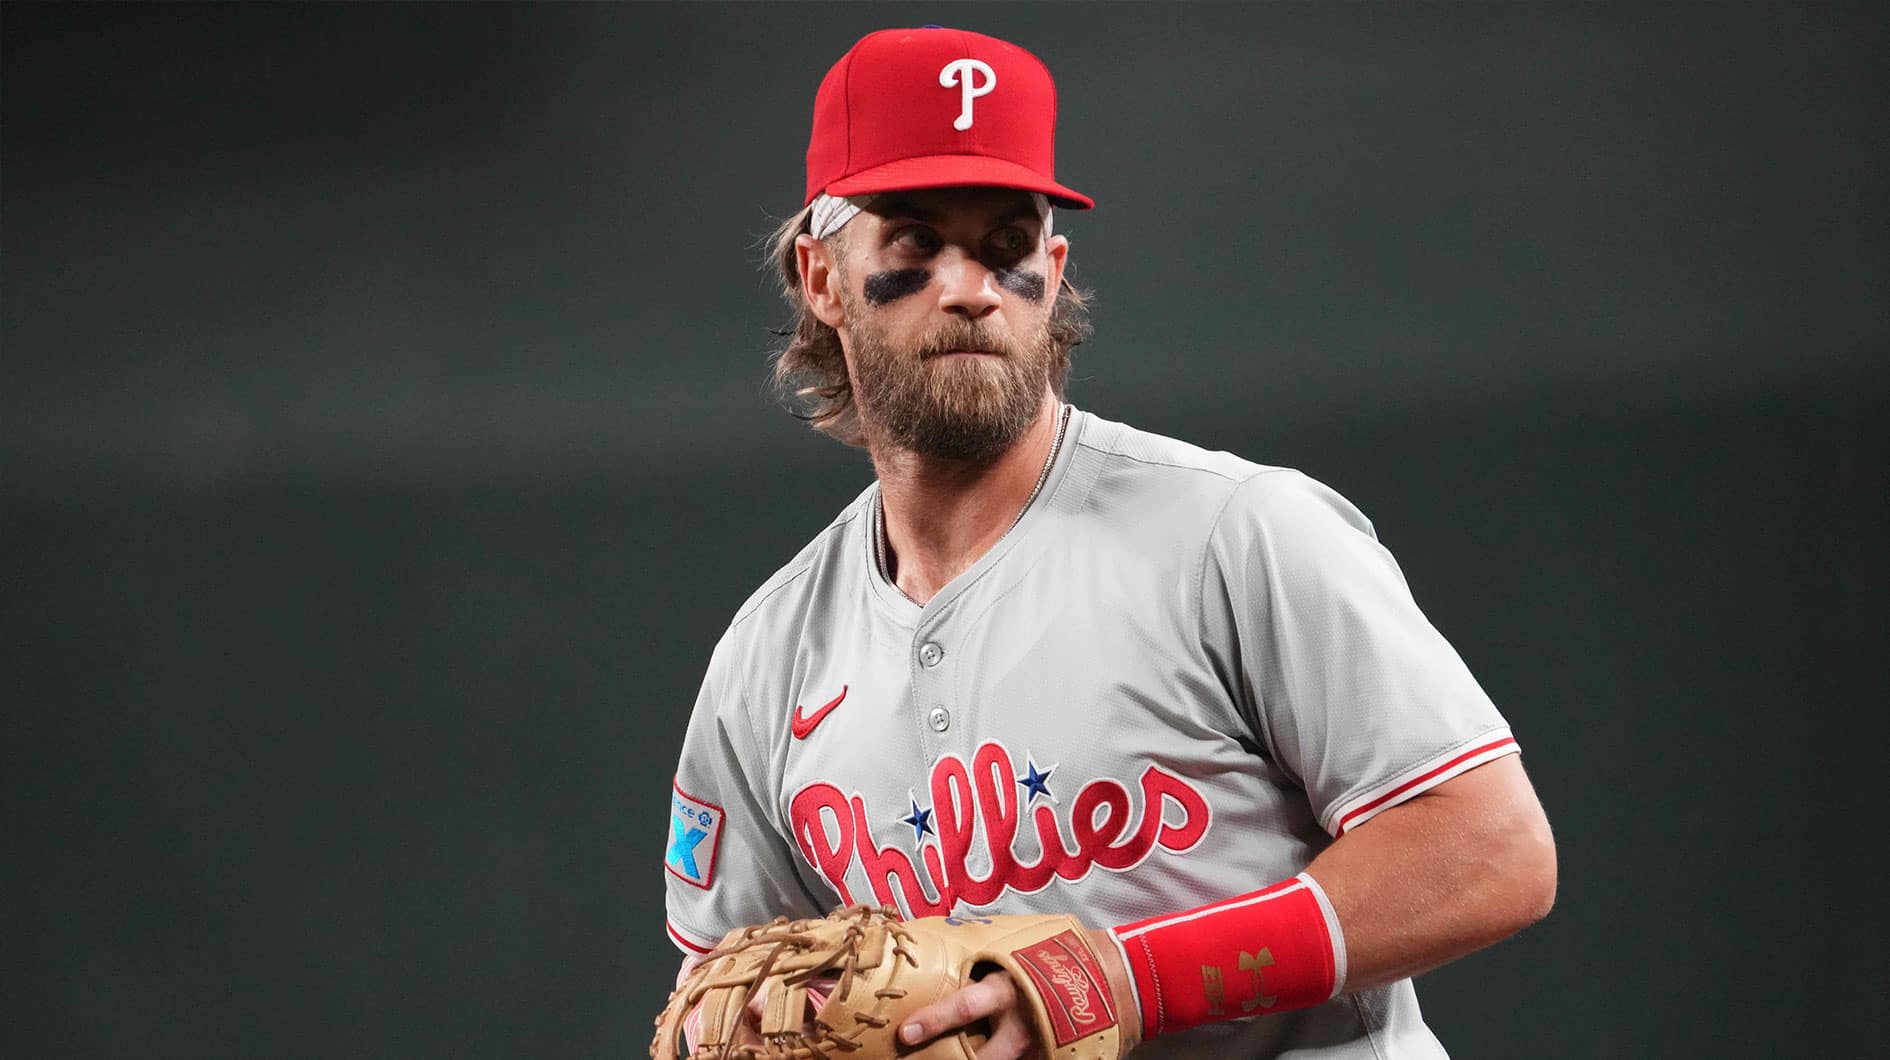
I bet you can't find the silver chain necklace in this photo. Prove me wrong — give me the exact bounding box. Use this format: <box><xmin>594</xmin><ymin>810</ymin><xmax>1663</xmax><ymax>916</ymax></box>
<box><xmin>874</xmin><ymin>403</ymin><xmax>1071</xmax><ymax>597</ymax></box>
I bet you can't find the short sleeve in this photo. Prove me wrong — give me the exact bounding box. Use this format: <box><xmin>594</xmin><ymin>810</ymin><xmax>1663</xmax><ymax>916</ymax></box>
<box><xmin>1204</xmin><ymin>471</ymin><xmax>1519</xmax><ymax>837</ymax></box>
<box><xmin>663</xmin><ymin>633</ymin><xmax>823</xmax><ymax>954</ymax></box>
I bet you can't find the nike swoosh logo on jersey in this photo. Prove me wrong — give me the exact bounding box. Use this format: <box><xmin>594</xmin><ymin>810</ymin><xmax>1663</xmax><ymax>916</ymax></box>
<box><xmin>790</xmin><ymin>686</ymin><xmax>848</xmax><ymax>740</ymax></box>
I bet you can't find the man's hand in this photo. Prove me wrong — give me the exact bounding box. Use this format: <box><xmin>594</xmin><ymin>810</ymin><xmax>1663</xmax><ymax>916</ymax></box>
<box><xmin>896</xmin><ymin>927</ymin><xmax>1139</xmax><ymax>1060</ymax></box>
<box><xmin>898</xmin><ymin>970</ymin><xmax>1035</xmax><ymax>1059</ymax></box>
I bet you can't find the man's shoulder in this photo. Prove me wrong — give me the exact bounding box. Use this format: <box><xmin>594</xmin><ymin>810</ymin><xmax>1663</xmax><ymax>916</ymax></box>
<box><xmin>1066</xmin><ymin>410</ymin><xmax>1371</xmax><ymax>543</ymax></box>
<box><xmin>720</xmin><ymin>480</ymin><xmax>876</xmax><ymax>641</ymax></box>
<box><xmin>1071</xmin><ymin>409</ymin><xmax>1300</xmax><ymax>501</ymax></box>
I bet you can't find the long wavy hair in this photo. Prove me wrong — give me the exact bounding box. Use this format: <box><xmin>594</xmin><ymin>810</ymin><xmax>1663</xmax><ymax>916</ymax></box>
<box><xmin>764</xmin><ymin>202</ymin><xmax>1093</xmax><ymax>447</ymax></box>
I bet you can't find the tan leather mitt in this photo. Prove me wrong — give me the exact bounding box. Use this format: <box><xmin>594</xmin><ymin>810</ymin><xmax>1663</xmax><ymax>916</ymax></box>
<box><xmin>652</xmin><ymin>905</ymin><xmax>1138</xmax><ymax>1059</ymax></box>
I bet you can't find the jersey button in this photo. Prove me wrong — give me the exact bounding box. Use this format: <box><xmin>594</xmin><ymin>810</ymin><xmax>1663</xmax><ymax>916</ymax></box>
<box><xmin>918</xmin><ymin>642</ymin><xmax>944</xmax><ymax>668</ymax></box>
<box><xmin>928</xmin><ymin>706</ymin><xmax>951</xmax><ymax>732</ymax></box>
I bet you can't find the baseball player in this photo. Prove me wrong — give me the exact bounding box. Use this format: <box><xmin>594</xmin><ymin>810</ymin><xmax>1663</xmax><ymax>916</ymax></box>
<box><xmin>662</xmin><ymin>27</ymin><xmax>1556</xmax><ymax>1059</ymax></box>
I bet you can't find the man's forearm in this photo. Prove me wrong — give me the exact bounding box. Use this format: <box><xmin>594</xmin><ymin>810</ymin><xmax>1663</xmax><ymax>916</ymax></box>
<box><xmin>1098</xmin><ymin>754</ymin><xmax>1555</xmax><ymax>1042</ymax></box>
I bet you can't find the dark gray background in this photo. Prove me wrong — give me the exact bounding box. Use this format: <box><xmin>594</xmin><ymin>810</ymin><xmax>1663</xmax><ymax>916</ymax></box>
<box><xmin>5</xmin><ymin>3</ymin><xmax>1885</xmax><ymax>1057</ymax></box>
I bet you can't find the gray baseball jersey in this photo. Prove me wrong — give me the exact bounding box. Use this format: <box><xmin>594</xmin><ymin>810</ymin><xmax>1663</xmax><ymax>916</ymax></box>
<box><xmin>663</xmin><ymin>407</ymin><xmax>1519</xmax><ymax>1058</ymax></box>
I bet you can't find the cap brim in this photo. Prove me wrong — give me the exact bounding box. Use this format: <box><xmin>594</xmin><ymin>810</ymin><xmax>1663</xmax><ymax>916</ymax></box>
<box><xmin>822</xmin><ymin>153</ymin><xmax>1093</xmax><ymax>210</ymax></box>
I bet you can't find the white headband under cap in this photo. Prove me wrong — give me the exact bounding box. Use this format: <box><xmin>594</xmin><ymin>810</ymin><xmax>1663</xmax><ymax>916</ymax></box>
<box><xmin>808</xmin><ymin>192</ymin><xmax>1054</xmax><ymax>241</ymax></box>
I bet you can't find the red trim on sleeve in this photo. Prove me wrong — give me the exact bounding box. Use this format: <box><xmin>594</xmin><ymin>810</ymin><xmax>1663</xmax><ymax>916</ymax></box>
<box><xmin>666</xmin><ymin>920</ymin><xmax>714</xmax><ymax>955</ymax></box>
<box><xmin>1334</xmin><ymin>736</ymin><xmax>1518</xmax><ymax>835</ymax></box>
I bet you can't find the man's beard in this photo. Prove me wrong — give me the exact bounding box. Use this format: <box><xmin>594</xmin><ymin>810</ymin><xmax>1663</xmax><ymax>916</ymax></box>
<box><xmin>843</xmin><ymin>297</ymin><xmax>1056</xmax><ymax>463</ymax></box>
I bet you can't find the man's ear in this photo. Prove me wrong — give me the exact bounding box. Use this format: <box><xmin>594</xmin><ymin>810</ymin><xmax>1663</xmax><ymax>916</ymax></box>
<box><xmin>1044</xmin><ymin>233</ymin><xmax>1070</xmax><ymax>295</ymax></box>
<box><xmin>796</xmin><ymin>234</ymin><xmax>846</xmax><ymax>328</ymax></box>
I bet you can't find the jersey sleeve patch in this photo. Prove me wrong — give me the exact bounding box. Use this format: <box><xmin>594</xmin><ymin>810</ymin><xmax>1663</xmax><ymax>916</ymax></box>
<box><xmin>1323</xmin><ymin>728</ymin><xmax>1519</xmax><ymax>836</ymax></box>
<box><xmin>666</xmin><ymin>781</ymin><xmax>725</xmax><ymax>890</ymax></box>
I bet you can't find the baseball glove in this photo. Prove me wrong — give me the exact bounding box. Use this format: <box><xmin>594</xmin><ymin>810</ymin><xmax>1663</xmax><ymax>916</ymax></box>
<box><xmin>652</xmin><ymin>905</ymin><xmax>1138</xmax><ymax>1059</ymax></box>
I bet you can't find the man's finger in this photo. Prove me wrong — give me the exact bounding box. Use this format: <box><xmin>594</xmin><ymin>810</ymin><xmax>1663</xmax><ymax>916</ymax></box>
<box><xmin>974</xmin><ymin>1010</ymin><xmax>1037</xmax><ymax>1060</ymax></box>
<box><xmin>898</xmin><ymin>976</ymin><xmax>1018</xmax><ymax>1045</ymax></box>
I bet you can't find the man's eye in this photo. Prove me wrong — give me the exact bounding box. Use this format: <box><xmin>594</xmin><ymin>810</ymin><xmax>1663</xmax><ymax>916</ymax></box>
<box><xmin>893</xmin><ymin>227</ymin><xmax>940</xmax><ymax>251</ymax></box>
<box><xmin>988</xmin><ymin>228</ymin><xmax>1029</xmax><ymax>256</ymax></box>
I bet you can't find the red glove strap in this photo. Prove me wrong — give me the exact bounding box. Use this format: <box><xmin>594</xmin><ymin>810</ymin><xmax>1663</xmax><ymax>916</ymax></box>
<box><xmin>1109</xmin><ymin>875</ymin><xmax>1341</xmax><ymax>1038</ymax></box>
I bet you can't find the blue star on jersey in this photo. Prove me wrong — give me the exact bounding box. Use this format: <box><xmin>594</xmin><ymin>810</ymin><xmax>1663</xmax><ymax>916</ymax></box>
<box><xmin>899</xmin><ymin>794</ymin><xmax>935</xmax><ymax>846</ymax></box>
<box><xmin>1017</xmin><ymin>757</ymin><xmax>1057</xmax><ymax>805</ymax></box>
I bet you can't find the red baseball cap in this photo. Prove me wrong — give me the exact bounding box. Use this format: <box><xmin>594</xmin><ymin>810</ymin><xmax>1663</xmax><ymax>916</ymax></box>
<box><xmin>804</xmin><ymin>27</ymin><xmax>1094</xmax><ymax>210</ymax></box>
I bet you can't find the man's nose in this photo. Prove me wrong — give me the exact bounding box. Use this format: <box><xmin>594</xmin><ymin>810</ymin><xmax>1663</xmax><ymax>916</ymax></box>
<box><xmin>934</xmin><ymin>250</ymin><xmax>1002</xmax><ymax>319</ymax></box>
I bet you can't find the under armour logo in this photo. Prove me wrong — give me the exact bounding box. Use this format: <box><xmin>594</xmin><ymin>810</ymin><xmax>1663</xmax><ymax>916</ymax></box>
<box><xmin>939</xmin><ymin>58</ymin><xmax>996</xmax><ymax>131</ymax></box>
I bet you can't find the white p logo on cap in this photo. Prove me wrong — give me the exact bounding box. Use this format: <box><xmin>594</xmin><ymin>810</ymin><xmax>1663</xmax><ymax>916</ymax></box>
<box><xmin>939</xmin><ymin>58</ymin><xmax>996</xmax><ymax>131</ymax></box>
